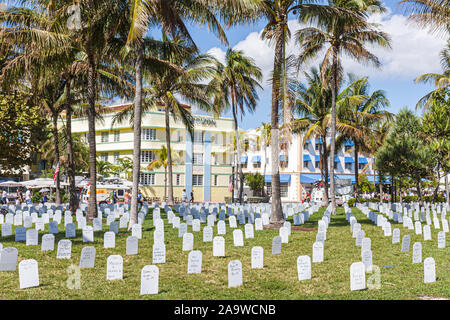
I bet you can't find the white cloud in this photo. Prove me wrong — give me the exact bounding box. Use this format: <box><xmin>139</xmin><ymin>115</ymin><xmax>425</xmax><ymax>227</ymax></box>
<box><xmin>206</xmin><ymin>11</ymin><xmax>447</xmax><ymax>88</ymax></box>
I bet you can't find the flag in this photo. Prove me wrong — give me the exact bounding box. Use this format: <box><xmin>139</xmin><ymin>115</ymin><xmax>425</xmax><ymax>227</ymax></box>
<box><xmin>53</xmin><ymin>162</ymin><xmax>60</xmax><ymax>182</ymax></box>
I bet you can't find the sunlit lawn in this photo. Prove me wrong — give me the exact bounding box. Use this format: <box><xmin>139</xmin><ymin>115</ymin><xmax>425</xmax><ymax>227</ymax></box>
<box><xmin>0</xmin><ymin>206</ymin><xmax>448</xmax><ymax>300</ymax></box>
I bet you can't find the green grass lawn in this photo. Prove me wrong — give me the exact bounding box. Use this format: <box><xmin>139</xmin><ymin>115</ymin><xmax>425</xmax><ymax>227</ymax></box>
<box><xmin>0</xmin><ymin>207</ymin><xmax>448</xmax><ymax>300</ymax></box>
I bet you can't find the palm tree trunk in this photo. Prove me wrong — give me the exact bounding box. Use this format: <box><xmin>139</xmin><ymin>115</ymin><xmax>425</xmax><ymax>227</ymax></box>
<box><xmin>51</xmin><ymin>110</ymin><xmax>62</xmax><ymax>205</ymax></box>
<box><xmin>329</xmin><ymin>49</ymin><xmax>338</xmax><ymax>215</ymax></box>
<box><xmin>129</xmin><ymin>43</ymin><xmax>143</xmax><ymax>230</ymax></box>
<box><xmin>165</xmin><ymin>105</ymin><xmax>174</xmax><ymax>206</ymax></box>
<box><xmin>164</xmin><ymin>168</ymin><xmax>167</xmax><ymax>202</ymax></box>
<box><xmin>87</xmin><ymin>56</ymin><xmax>98</xmax><ymax>222</ymax></box>
<box><xmin>354</xmin><ymin>145</ymin><xmax>359</xmax><ymax>202</ymax></box>
<box><xmin>231</xmin><ymin>89</ymin><xmax>242</xmax><ymax>204</ymax></box>
<box><xmin>445</xmin><ymin>173</ymin><xmax>449</xmax><ymax>205</ymax></box>
<box><xmin>390</xmin><ymin>176</ymin><xmax>394</xmax><ymax>204</ymax></box>
<box><xmin>269</xmin><ymin>27</ymin><xmax>284</xmax><ymax>226</ymax></box>
<box><xmin>322</xmin><ymin>137</ymin><xmax>329</xmax><ymax>206</ymax></box>
<box><xmin>262</xmin><ymin>141</ymin><xmax>267</xmax><ymax>197</ymax></box>
<box><xmin>65</xmin><ymin>79</ymin><xmax>78</xmax><ymax>212</ymax></box>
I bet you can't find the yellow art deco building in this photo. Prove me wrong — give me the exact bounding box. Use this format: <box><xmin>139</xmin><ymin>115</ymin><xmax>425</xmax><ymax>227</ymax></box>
<box><xmin>70</xmin><ymin>104</ymin><xmax>236</xmax><ymax>202</ymax></box>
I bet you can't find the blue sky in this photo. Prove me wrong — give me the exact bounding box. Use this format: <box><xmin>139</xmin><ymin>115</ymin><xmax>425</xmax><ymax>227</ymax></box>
<box><xmin>171</xmin><ymin>0</ymin><xmax>447</xmax><ymax>130</ymax></box>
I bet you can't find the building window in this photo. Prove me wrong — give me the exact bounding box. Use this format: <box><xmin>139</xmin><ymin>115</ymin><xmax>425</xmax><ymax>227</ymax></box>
<box><xmin>114</xmin><ymin>130</ymin><xmax>120</xmax><ymax>142</ymax></box>
<box><xmin>193</xmin><ymin>174</ymin><xmax>203</xmax><ymax>186</ymax></box>
<box><xmin>113</xmin><ymin>152</ymin><xmax>120</xmax><ymax>164</ymax></box>
<box><xmin>345</xmin><ymin>145</ymin><xmax>352</xmax><ymax>152</ymax></box>
<box><xmin>315</xmin><ymin>143</ymin><xmax>319</xmax><ymax>151</ymax></box>
<box><xmin>253</xmin><ymin>162</ymin><xmax>261</xmax><ymax>169</ymax></box>
<box><xmin>193</xmin><ymin>153</ymin><xmax>203</xmax><ymax>165</ymax></box>
<box><xmin>139</xmin><ymin>173</ymin><xmax>155</xmax><ymax>185</ymax></box>
<box><xmin>241</xmin><ymin>162</ymin><xmax>247</xmax><ymax>169</ymax></box>
<box><xmin>280</xmin><ymin>183</ymin><xmax>289</xmax><ymax>198</ymax></box>
<box><xmin>100</xmin><ymin>153</ymin><xmax>108</xmax><ymax>162</ymax></box>
<box><xmin>303</xmin><ymin>161</ymin><xmax>309</xmax><ymax>168</ymax></box>
<box><xmin>214</xmin><ymin>175</ymin><xmax>218</xmax><ymax>186</ymax></box>
<box><xmin>358</xmin><ymin>163</ymin><xmax>365</xmax><ymax>170</ymax></box>
<box><xmin>315</xmin><ymin>161</ymin><xmax>320</xmax><ymax>169</ymax></box>
<box><xmin>194</xmin><ymin>131</ymin><xmax>204</xmax><ymax>143</ymax></box>
<box><xmin>101</xmin><ymin>132</ymin><xmax>109</xmax><ymax>143</ymax></box>
<box><xmin>140</xmin><ymin>150</ymin><xmax>155</xmax><ymax>163</ymax></box>
<box><xmin>176</xmin><ymin>174</ymin><xmax>181</xmax><ymax>186</ymax></box>
<box><xmin>304</xmin><ymin>144</ymin><xmax>309</xmax><ymax>151</ymax></box>
<box><xmin>142</xmin><ymin>128</ymin><xmax>156</xmax><ymax>141</ymax></box>
<box><xmin>345</xmin><ymin>163</ymin><xmax>352</xmax><ymax>171</ymax></box>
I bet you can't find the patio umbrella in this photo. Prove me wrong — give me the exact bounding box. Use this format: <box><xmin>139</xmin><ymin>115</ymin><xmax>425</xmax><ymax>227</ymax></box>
<box><xmin>39</xmin><ymin>188</ymin><xmax>50</xmax><ymax>193</ymax></box>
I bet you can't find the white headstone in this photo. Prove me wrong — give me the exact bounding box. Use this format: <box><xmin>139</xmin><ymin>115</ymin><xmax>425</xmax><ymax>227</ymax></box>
<box><xmin>423</xmin><ymin>225</ymin><xmax>432</xmax><ymax>241</ymax></box>
<box><xmin>106</xmin><ymin>255</ymin><xmax>123</xmax><ymax>280</ymax></box>
<box><xmin>297</xmin><ymin>255</ymin><xmax>311</xmax><ymax>281</ymax></box>
<box><xmin>272</xmin><ymin>236</ymin><xmax>282</xmax><ymax>255</ymax></box>
<box><xmin>41</xmin><ymin>234</ymin><xmax>55</xmax><ymax>251</ymax></box>
<box><xmin>233</xmin><ymin>229</ymin><xmax>244</xmax><ymax>247</ymax></box>
<box><xmin>312</xmin><ymin>241</ymin><xmax>324</xmax><ymax>263</ymax></box>
<box><xmin>412</xmin><ymin>242</ymin><xmax>422</xmax><ymax>264</ymax></box>
<box><xmin>182</xmin><ymin>233</ymin><xmax>194</xmax><ymax>251</ymax></box>
<box><xmin>392</xmin><ymin>228</ymin><xmax>400</xmax><ymax>244</ymax></box>
<box><xmin>228</xmin><ymin>260</ymin><xmax>243</xmax><ymax>288</ymax></box>
<box><xmin>56</xmin><ymin>239</ymin><xmax>72</xmax><ymax>259</ymax></box>
<box><xmin>140</xmin><ymin>265</ymin><xmax>159</xmax><ymax>295</ymax></box>
<box><xmin>152</xmin><ymin>243</ymin><xmax>166</xmax><ymax>264</ymax></box>
<box><xmin>203</xmin><ymin>226</ymin><xmax>213</xmax><ymax>242</ymax></box>
<box><xmin>1</xmin><ymin>223</ymin><xmax>12</xmax><ymax>237</ymax></box>
<box><xmin>437</xmin><ymin>231</ymin><xmax>445</xmax><ymax>249</ymax></box>
<box><xmin>401</xmin><ymin>235</ymin><xmax>411</xmax><ymax>252</ymax></box>
<box><xmin>213</xmin><ymin>236</ymin><xmax>225</xmax><ymax>257</ymax></box>
<box><xmin>423</xmin><ymin>257</ymin><xmax>436</xmax><ymax>283</ymax></box>
<box><xmin>104</xmin><ymin>231</ymin><xmax>116</xmax><ymax>248</ymax></box>
<box><xmin>132</xmin><ymin>224</ymin><xmax>142</xmax><ymax>239</ymax></box>
<box><xmin>26</xmin><ymin>229</ymin><xmax>38</xmax><ymax>246</ymax></box>
<box><xmin>126</xmin><ymin>236</ymin><xmax>138</xmax><ymax>255</ymax></box>
<box><xmin>251</xmin><ymin>246</ymin><xmax>264</xmax><ymax>269</ymax></box>
<box><xmin>82</xmin><ymin>226</ymin><xmax>94</xmax><ymax>243</ymax></box>
<box><xmin>18</xmin><ymin>259</ymin><xmax>39</xmax><ymax>289</ymax></box>
<box><xmin>362</xmin><ymin>250</ymin><xmax>373</xmax><ymax>272</ymax></box>
<box><xmin>244</xmin><ymin>223</ymin><xmax>254</xmax><ymax>239</ymax></box>
<box><xmin>187</xmin><ymin>250</ymin><xmax>202</xmax><ymax>274</ymax></box>
<box><xmin>80</xmin><ymin>246</ymin><xmax>96</xmax><ymax>268</ymax></box>
<box><xmin>0</xmin><ymin>247</ymin><xmax>18</xmax><ymax>271</ymax></box>
<box><xmin>350</xmin><ymin>262</ymin><xmax>366</xmax><ymax>291</ymax></box>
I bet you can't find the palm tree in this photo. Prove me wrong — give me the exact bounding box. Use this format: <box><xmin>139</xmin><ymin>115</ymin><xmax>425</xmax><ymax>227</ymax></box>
<box><xmin>258</xmin><ymin>0</ymin><xmax>311</xmax><ymax>226</ymax></box>
<box><xmin>146</xmin><ymin>145</ymin><xmax>181</xmax><ymax>201</ymax></box>
<box><xmin>115</xmin><ymin>157</ymin><xmax>134</xmax><ymax>180</ymax></box>
<box><xmin>256</xmin><ymin>122</ymin><xmax>271</xmax><ymax>197</ymax></box>
<box><xmin>123</xmin><ymin>0</ymin><xmax>255</xmax><ymax>228</ymax></box>
<box><xmin>113</xmin><ymin>37</ymin><xmax>217</xmax><ymax>207</ymax></box>
<box><xmin>296</xmin><ymin>0</ymin><xmax>391</xmax><ymax>214</ymax></box>
<box><xmin>337</xmin><ymin>75</ymin><xmax>391</xmax><ymax>202</ymax></box>
<box><xmin>399</xmin><ymin>0</ymin><xmax>450</xmax><ymax>35</ymax></box>
<box><xmin>209</xmin><ymin>48</ymin><xmax>262</xmax><ymax>204</ymax></box>
<box><xmin>96</xmin><ymin>160</ymin><xmax>116</xmax><ymax>177</ymax></box>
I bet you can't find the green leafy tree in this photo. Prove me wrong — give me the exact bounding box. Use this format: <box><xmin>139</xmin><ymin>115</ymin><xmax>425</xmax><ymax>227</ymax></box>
<box><xmin>244</xmin><ymin>173</ymin><xmax>266</xmax><ymax>197</ymax></box>
<box><xmin>0</xmin><ymin>91</ymin><xmax>48</xmax><ymax>174</ymax></box>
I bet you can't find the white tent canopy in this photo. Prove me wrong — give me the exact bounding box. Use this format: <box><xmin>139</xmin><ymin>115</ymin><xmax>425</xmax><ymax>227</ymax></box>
<box><xmin>21</xmin><ymin>178</ymin><xmax>69</xmax><ymax>188</ymax></box>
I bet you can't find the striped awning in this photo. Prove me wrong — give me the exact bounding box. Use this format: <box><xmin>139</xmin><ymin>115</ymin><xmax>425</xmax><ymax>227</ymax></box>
<box><xmin>279</xmin><ymin>155</ymin><xmax>288</xmax><ymax>162</ymax></box>
<box><xmin>358</xmin><ymin>157</ymin><xmax>368</xmax><ymax>164</ymax></box>
<box><xmin>345</xmin><ymin>157</ymin><xmax>354</xmax><ymax>163</ymax></box>
<box><xmin>240</xmin><ymin>156</ymin><xmax>248</xmax><ymax>163</ymax></box>
<box><xmin>303</xmin><ymin>155</ymin><xmax>312</xmax><ymax>162</ymax></box>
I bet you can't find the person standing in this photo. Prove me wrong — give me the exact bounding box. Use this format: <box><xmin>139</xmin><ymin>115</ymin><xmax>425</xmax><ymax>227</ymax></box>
<box><xmin>25</xmin><ymin>189</ymin><xmax>32</xmax><ymax>204</ymax></box>
<box><xmin>190</xmin><ymin>191</ymin><xmax>194</xmax><ymax>203</ymax></box>
<box><xmin>1</xmin><ymin>189</ymin><xmax>7</xmax><ymax>204</ymax></box>
<box><xmin>244</xmin><ymin>194</ymin><xmax>248</xmax><ymax>204</ymax></box>
<box><xmin>182</xmin><ymin>189</ymin><xmax>187</xmax><ymax>203</ymax></box>
<box><xmin>113</xmin><ymin>191</ymin><xmax>118</xmax><ymax>204</ymax></box>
